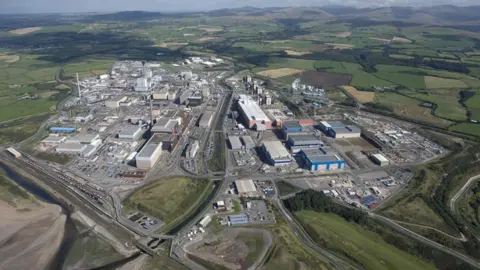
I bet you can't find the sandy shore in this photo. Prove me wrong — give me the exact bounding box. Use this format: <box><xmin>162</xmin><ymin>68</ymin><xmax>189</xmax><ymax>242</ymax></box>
<box><xmin>0</xmin><ymin>200</ymin><xmax>65</xmax><ymax>270</ymax></box>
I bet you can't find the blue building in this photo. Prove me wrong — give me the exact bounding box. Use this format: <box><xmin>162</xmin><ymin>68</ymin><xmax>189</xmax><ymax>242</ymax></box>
<box><xmin>300</xmin><ymin>148</ymin><xmax>345</xmax><ymax>172</ymax></box>
<box><xmin>319</xmin><ymin>121</ymin><xmax>361</xmax><ymax>139</ymax></box>
<box><xmin>282</xmin><ymin>121</ymin><xmax>303</xmax><ymax>139</ymax></box>
<box><xmin>49</xmin><ymin>127</ymin><xmax>77</xmax><ymax>133</ymax></box>
<box><xmin>228</xmin><ymin>214</ymin><xmax>249</xmax><ymax>225</ymax></box>
<box><xmin>287</xmin><ymin>134</ymin><xmax>323</xmax><ymax>148</ymax></box>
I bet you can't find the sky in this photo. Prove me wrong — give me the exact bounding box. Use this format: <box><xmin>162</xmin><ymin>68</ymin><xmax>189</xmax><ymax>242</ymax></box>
<box><xmin>1</xmin><ymin>0</ymin><xmax>479</xmax><ymax>14</ymax></box>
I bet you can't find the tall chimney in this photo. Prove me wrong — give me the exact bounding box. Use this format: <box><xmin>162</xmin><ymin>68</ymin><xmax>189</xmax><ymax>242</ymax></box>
<box><xmin>76</xmin><ymin>73</ymin><xmax>81</xmax><ymax>98</ymax></box>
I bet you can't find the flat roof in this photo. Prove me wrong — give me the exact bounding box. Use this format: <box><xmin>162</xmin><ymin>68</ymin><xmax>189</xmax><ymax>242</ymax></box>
<box><xmin>289</xmin><ymin>134</ymin><xmax>323</xmax><ymax>144</ymax></box>
<box><xmin>372</xmin><ymin>153</ymin><xmax>389</xmax><ymax>162</ymax></box>
<box><xmin>229</xmin><ymin>136</ymin><xmax>242</xmax><ymax>149</ymax></box>
<box><xmin>238</xmin><ymin>94</ymin><xmax>269</xmax><ymax>122</ymax></box>
<box><xmin>118</xmin><ymin>126</ymin><xmax>142</xmax><ymax>136</ymax></box>
<box><xmin>57</xmin><ymin>143</ymin><xmax>87</xmax><ymax>151</ymax></box>
<box><xmin>67</xmin><ymin>134</ymin><xmax>99</xmax><ymax>143</ymax></box>
<box><xmin>137</xmin><ymin>134</ymin><xmax>164</xmax><ymax>158</ymax></box>
<box><xmin>263</xmin><ymin>140</ymin><xmax>291</xmax><ymax>160</ymax></box>
<box><xmin>42</xmin><ymin>136</ymin><xmax>65</xmax><ymax>143</ymax></box>
<box><xmin>199</xmin><ymin>111</ymin><xmax>214</xmax><ymax>125</ymax></box>
<box><xmin>283</xmin><ymin>121</ymin><xmax>303</xmax><ymax>129</ymax></box>
<box><xmin>308</xmin><ymin>155</ymin><xmax>342</xmax><ymax>163</ymax></box>
<box><xmin>235</xmin><ymin>179</ymin><xmax>257</xmax><ymax>193</ymax></box>
<box><xmin>241</xmin><ymin>136</ymin><xmax>255</xmax><ymax>146</ymax></box>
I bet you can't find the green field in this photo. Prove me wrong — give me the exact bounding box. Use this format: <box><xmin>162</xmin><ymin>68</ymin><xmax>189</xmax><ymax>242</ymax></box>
<box><xmin>124</xmin><ymin>177</ymin><xmax>211</xmax><ymax>226</ymax></box>
<box><xmin>450</xmin><ymin>123</ymin><xmax>480</xmax><ymax>136</ymax></box>
<box><xmin>252</xmin><ymin>57</ymin><xmax>317</xmax><ymax>73</ymax></box>
<box><xmin>63</xmin><ymin>58</ymin><xmax>114</xmax><ymax>78</ymax></box>
<box><xmin>464</xmin><ymin>90</ymin><xmax>480</xmax><ymax>120</ymax></box>
<box><xmin>296</xmin><ymin>210</ymin><xmax>436</xmax><ymax>270</ymax></box>
<box><xmin>401</xmin><ymin>90</ymin><xmax>467</xmax><ymax>121</ymax></box>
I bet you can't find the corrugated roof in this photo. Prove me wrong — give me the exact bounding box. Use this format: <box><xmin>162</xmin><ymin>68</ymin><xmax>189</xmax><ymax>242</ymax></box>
<box><xmin>263</xmin><ymin>140</ymin><xmax>291</xmax><ymax>160</ymax></box>
<box><xmin>283</xmin><ymin>121</ymin><xmax>303</xmax><ymax>130</ymax></box>
<box><xmin>238</xmin><ymin>94</ymin><xmax>269</xmax><ymax>122</ymax></box>
<box><xmin>229</xmin><ymin>136</ymin><xmax>242</xmax><ymax>149</ymax></box>
<box><xmin>235</xmin><ymin>179</ymin><xmax>256</xmax><ymax>193</ymax></box>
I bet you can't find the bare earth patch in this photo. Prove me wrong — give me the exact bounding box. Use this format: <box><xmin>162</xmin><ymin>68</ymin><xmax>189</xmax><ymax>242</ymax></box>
<box><xmin>183</xmin><ymin>33</ymin><xmax>195</xmax><ymax>37</ymax></box>
<box><xmin>370</xmin><ymin>37</ymin><xmax>392</xmax><ymax>42</ymax></box>
<box><xmin>335</xmin><ymin>31</ymin><xmax>352</xmax><ymax>38</ymax></box>
<box><xmin>9</xmin><ymin>27</ymin><xmax>42</xmax><ymax>35</ymax></box>
<box><xmin>199</xmin><ymin>27</ymin><xmax>223</xmax><ymax>32</ymax></box>
<box><xmin>195</xmin><ymin>37</ymin><xmax>223</xmax><ymax>43</ymax></box>
<box><xmin>392</xmin><ymin>36</ymin><xmax>412</xmax><ymax>43</ymax></box>
<box><xmin>156</xmin><ymin>42</ymin><xmax>189</xmax><ymax>48</ymax></box>
<box><xmin>0</xmin><ymin>55</ymin><xmax>20</xmax><ymax>63</ymax></box>
<box><xmin>38</xmin><ymin>91</ymin><xmax>59</xmax><ymax>98</ymax></box>
<box><xmin>342</xmin><ymin>86</ymin><xmax>375</xmax><ymax>103</ymax></box>
<box><xmin>284</xmin><ymin>49</ymin><xmax>311</xmax><ymax>56</ymax></box>
<box><xmin>325</xmin><ymin>43</ymin><xmax>354</xmax><ymax>50</ymax></box>
<box><xmin>0</xmin><ymin>200</ymin><xmax>65</xmax><ymax>269</ymax></box>
<box><xmin>257</xmin><ymin>68</ymin><xmax>304</xmax><ymax>78</ymax></box>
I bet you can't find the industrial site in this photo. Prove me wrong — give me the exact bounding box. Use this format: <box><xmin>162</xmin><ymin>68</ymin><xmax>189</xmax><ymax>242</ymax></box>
<box><xmin>4</xmin><ymin>55</ymin><xmax>449</xmax><ymax>269</ymax></box>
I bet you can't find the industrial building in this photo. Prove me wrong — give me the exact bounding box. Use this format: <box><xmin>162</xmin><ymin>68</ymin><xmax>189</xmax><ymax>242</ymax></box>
<box><xmin>186</xmin><ymin>140</ymin><xmax>199</xmax><ymax>158</ymax></box>
<box><xmin>188</xmin><ymin>94</ymin><xmax>203</xmax><ymax>107</ymax></box>
<box><xmin>41</xmin><ymin>136</ymin><xmax>66</xmax><ymax>145</ymax></box>
<box><xmin>105</xmin><ymin>96</ymin><xmax>127</xmax><ymax>108</ymax></box>
<box><xmin>6</xmin><ymin>148</ymin><xmax>21</xmax><ymax>158</ymax></box>
<box><xmin>241</xmin><ymin>136</ymin><xmax>255</xmax><ymax>149</ymax></box>
<box><xmin>151</xmin><ymin>117</ymin><xmax>179</xmax><ymax>134</ymax></box>
<box><xmin>228</xmin><ymin>214</ymin><xmax>249</xmax><ymax>226</ymax></box>
<box><xmin>371</xmin><ymin>153</ymin><xmax>390</xmax><ymax>166</ymax></box>
<box><xmin>300</xmin><ymin>148</ymin><xmax>346</xmax><ymax>172</ymax></box>
<box><xmin>118</xmin><ymin>126</ymin><xmax>144</xmax><ymax>140</ymax></box>
<box><xmin>135</xmin><ymin>78</ymin><xmax>150</xmax><ymax>92</ymax></box>
<box><xmin>234</xmin><ymin>179</ymin><xmax>257</xmax><ymax>196</ymax></box>
<box><xmin>283</xmin><ymin>121</ymin><xmax>303</xmax><ymax>132</ymax></box>
<box><xmin>261</xmin><ymin>140</ymin><xmax>292</xmax><ymax>166</ymax></box>
<box><xmin>319</xmin><ymin>121</ymin><xmax>361</xmax><ymax>139</ymax></box>
<box><xmin>228</xmin><ymin>136</ymin><xmax>243</xmax><ymax>150</ymax></box>
<box><xmin>179</xmin><ymin>90</ymin><xmax>192</xmax><ymax>105</ymax></box>
<box><xmin>287</xmin><ymin>134</ymin><xmax>323</xmax><ymax>148</ymax></box>
<box><xmin>136</xmin><ymin>134</ymin><xmax>163</xmax><ymax>169</ymax></box>
<box><xmin>153</xmin><ymin>90</ymin><xmax>176</xmax><ymax>100</ymax></box>
<box><xmin>199</xmin><ymin>215</ymin><xmax>212</xmax><ymax>227</ymax></box>
<box><xmin>237</xmin><ymin>94</ymin><xmax>271</xmax><ymax>130</ymax></box>
<box><xmin>49</xmin><ymin>127</ymin><xmax>76</xmax><ymax>133</ymax></box>
<box><xmin>56</xmin><ymin>143</ymin><xmax>88</xmax><ymax>154</ymax></box>
<box><xmin>199</xmin><ymin>111</ymin><xmax>214</xmax><ymax>128</ymax></box>
<box><xmin>66</xmin><ymin>134</ymin><xmax>100</xmax><ymax>144</ymax></box>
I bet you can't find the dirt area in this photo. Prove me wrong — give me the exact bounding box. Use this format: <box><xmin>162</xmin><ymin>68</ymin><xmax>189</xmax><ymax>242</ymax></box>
<box><xmin>195</xmin><ymin>37</ymin><xmax>224</xmax><ymax>43</ymax></box>
<box><xmin>466</xmin><ymin>51</ymin><xmax>480</xmax><ymax>56</ymax></box>
<box><xmin>325</xmin><ymin>43</ymin><xmax>354</xmax><ymax>50</ymax></box>
<box><xmin>183</xmin><ymin>33</ymin><xmax>195</xmax><ymax>37</ymax></box>
<box><xmin>0</xmin><ymin>200</ymin><xmax>65</xmax><ymax>270</ymax></box>
<box><xmin>370</xmin><ymin>37</ymin><xmax>391</xmax><ymax>42</ymax></box>
<box><xmin>392</xmin><ymin>36</ymin><xmax>412</xmax><ymax>43</ymax></box>
<box><xmin>38</xmin><ymin>91</ymin><xmax>59</xmax><ymax>98</ymax></box>
<box><xmin>186</xmin><ymin>228</ymin><xmax>272</xmax><ymax>270</ymax></box>
<box><xmin>300</xmin><ymin>71</ymin><xmax>352</xmax><ymax>87</ymax></box>
<box><xmin>284</xmin><ymin>49</ymin><xmax>311</xmax><ymax>56</ymax></box>
<box><xmin>257</xmin><ymin>68</ymin><xmax>304</xmax><ymax>78</ymax></box>
<box><xmin>0</xmin><ymin>55</ymin><xmax>20</xmax><ymax>63</ymax></box>
<box><xmin>342</xmin><ymin>86</ymin><xmax>374</xmax><ymax>103</ymax></box>
<box><xmin>335</xmin><ymin>32</ymin><xmax>352</xmax><ymax>38</ymax></box>
<box><xmin>199</xmin><ymin>27</ymin><xmax>223</xmax><ymax>32</ymax></box>
<box><xmin>156</xmin><ymin>42</ymin><xmax>189</xmax><ymax>48</ymax></box>
<box><xmin>9</xmin><ymin>27</ymin><xmax>42</xmax><ymax>35</ymax></box>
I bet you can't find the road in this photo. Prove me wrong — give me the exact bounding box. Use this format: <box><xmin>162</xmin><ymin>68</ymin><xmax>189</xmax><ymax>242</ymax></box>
<box><xmin>450</xmin><ymin>174</ymin><xmax>480</xmax><ymax>215</ymax></box>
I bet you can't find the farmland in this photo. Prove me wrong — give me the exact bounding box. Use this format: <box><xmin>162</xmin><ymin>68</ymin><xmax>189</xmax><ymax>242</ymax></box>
<box><xmin>62</xmin><ymin>58</ymin><xmax>114</xmax><ymax>78</ymax></box>
<box><xmin>296</xmin><ymin>210</ymin><xmax>436</xmax><ymax>270</ymax></box>
<box><xmin>257</xmin><ymin>68</ymin><xmax>304</xmax><ymax>79</ymax></box>
<box><xmin>124</xmin><ymin>177</ymin><xmax>211</xmax><ymax>226</ymax></box>
<box><xmin>424</xmin><ymin>76</ymin><xmax>468</xmax><ymax>89</ymax></box>
<box><xmin>300</xmin><ymin>71</ymin><xmax>352</xmax><ymax>87</ymax></box>
<box><xmin>342</xmin><ymin>86</ymin><xmax>374</xmax><ymax>103</ymax></box>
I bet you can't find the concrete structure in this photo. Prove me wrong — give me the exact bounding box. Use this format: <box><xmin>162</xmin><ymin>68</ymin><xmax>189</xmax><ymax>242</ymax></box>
<box><xmin>261</xmin><ymin>140</ymin><xmax>292</xmax><ymax>166</ymax></box>
<box><xmin>83</xmin><ymin>145</ymin><xmax>97</xmax><ymax>157</ymax></box>
<box><xmin>241</xmin><ymin>136</ymin><xmax>255</xmax><ymax>149</ymax></box>
<box><xmin>265</xmin><ymin>94</ymin><xmax>272</xmax><ymax>105</ymax></box>
<box><xmin>202</xmin><ymin>88</ymin><xmax>210</xmax><ymax>98</ymax></box>
<box><xmin>105</xmin><ymin>96</ymin><xmax>127</xmax><ymax>108</ymax></box>
<box><xmin>300</xmin><ymin>148</ymin><xmax>345</xmax><ymax>172</ymax></box>
<box><xmin>199</xmin><ymin>215</ymin><xmax>212</xmax><ymax>227</ymax></box>
<box><xmin>135</xmin><ymin>77</ymin><xmax>149</xmax><ymax>92</ymax></box>
<box><xmin>6</xmin><ymin>147</ymin><xmax>21</xmax><ymax>158</ymax></box>
<box><xmin>186</xmin><ymin>140</ymin><xmax>200</xmax><ymax>158</ymax></box>
<box><xmin>179</xmin><ymin>90</ymin><xmax>192</xmax><ymax>105</ymax></box>
<box><xmin>371</xmin><ymin>153</ymin><xmax>390</xmax><ymax>166</ymax></box>
<box><xmin>118</xmin><ymin>126</ymin><xmax>144</xmax><ymax>140</ymax></box>
<box><xmin>41</xmin><ymin>136</ymin><xmax>66</xmax><ymax>145</ymax></box>
<box><xmin>288</xmin><ymin>135</ymin><xmax>323</xmax><ymax>148</ymax></box>
<box><xmin>136</xmin><ymin>134</ymin><xmax>163</xmax><ymax>169</ymax></box>
<box><xmin>235</xmin><ymin>179</ymin><xmax>257</xmax><ymax>195</ymax></box>
<box><xmin>49</xmin><ymin>127</ymin><xmax>76</xmax><ymax>133</ymax></box>
<box><xmin>151</xmin><ymin>118</ymin><xmax>179</xmax><ymax>134</ymax></box>
<box><xmin>199</xmin><ymin>111</ymin><xmax>214</xmax><ymax>128</ymax></box>
<box><xmin>228</xmin><ymin>214</ymin><xmax>249</xmax><ymax>226</ymax></box>
<box><xmin>319</xmin><ymin>121</ymin><xmax>361</xmax><ymax>139</ymax></box>
<box><xmin>237</xmin><ymin>94</ymin><xmax>271</xmax><ymax>129</ymax></box>
<box><xmin>66</xmin><ymin>134</ymin><xmax>100</xmax><ymax>144</ymax></box>
<box><xmin>228</xmin><ymin>136</ymin><xmax>242</xmax><ymax>150</ymax></box>
<box><xmin>75</xmin><ymin>113</ymin><xmax>93</xmax><ymax>123</ymax></box>
<box><xmin>56</xmin><ymin>143</ymin><xmax>87</xmax><ymax>154</ymax></box>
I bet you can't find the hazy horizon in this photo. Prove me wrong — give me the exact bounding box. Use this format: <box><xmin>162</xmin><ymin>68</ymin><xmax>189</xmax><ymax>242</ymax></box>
<box><xmin>1</xmin><ymin>0</ymin><xmax>479</xmax><ymax>14</ymax></box>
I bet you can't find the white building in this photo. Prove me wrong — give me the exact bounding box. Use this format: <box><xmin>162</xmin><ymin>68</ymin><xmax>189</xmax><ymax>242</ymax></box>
<box><xmin>235</xmin><ymin>179</ymin><xmax>257</xmax><ymax>196</ymax></box>
<box><xmin>371</xmin><ymin>153</ymin><xmax>390</xmax><ymax>166</ymax></box>
<box><xmin>136</xmin><ymin>134</ymin><xmax>163</xmax><ymax>169</ymax></box>
<box><xmin>186</xmin><ymin>140</ymin><xmax>200</xmax><ymax>158</ymax></box>
<box><xmin>199</xmin><ymin>111</ymin><xmax>214</xmax><ymax>128</ymax></box>
<box><xmin>56</xmin><ymin>143</ymin><xmax>87</xmax><ymax>154</ymax></box>
<box><xmin>237</xmin><ymin>94</ymin><xmax>271</xmax><ymax>129</ymax></box>
<box><xmin>118</xmin><ymin>126</ymin><xmax>144</xmax><ymax>140</ymax></box>
<box><xmin>261</xmin><ymin>140</ymin><xmax>292</xmax><ymax>166</ymax></box>
<box><xmin>202</xmin><ymin>88</ymin><xmax>210</xmax><ymax>98</ymax></box>
<box><xmin>265</xmin><ymin>94</ymin><xmax>272</xmax><ymax>106</ymax></box>
<box><xmin>105</xmin><ymin>96</ymin><xmax>127</xmax><ymax>108</ymax></box>
<box><xmin>135</xmin><ymin>77</ymin><xmax>150</xmax><ymax>92</ymax></box>
<box><xmin>228</xmin><ymin>136</ymin><xmax>242</xmax><ymax>150</ymax></box>
<box><xmin>41</xmin><ymin>136</ymin><xmax>66</xmax><ymax>145</ymax></box>
<box><xmin>66</xmin><ymin>134</ymin><xmax>100</xmax><ymax>144</ymax></box>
